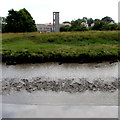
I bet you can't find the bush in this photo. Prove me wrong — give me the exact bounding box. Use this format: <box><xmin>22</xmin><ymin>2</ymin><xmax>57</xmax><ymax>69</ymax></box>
<box><xmin>103</xmin><ymin>24</ymin><xmax>119</xmax><ymax>30</ymax></box>
<box><xmin>60</xmin><ymin>25</ymin><xmax>71</xmax><ymax>32</ymax></box>
<box><xmin>71</xmin><ymin>25</ymin><xmax>88</xmax><ymax>31</ymax></box>
<box><xmin>92</xmin><ymin>21</ymin><xmax>107</xmax><ymax>30</ymax></box>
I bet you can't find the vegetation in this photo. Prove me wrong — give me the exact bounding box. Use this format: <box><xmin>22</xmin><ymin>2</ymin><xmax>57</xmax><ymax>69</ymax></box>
<box><xmin>1</xmin><ymin>31</ymin><xmax>119</xmax><ymax>64</ymax></box>
<box><xmin>2</xmin><ymin>8</ymin><xmax>120</xmax><ymax>33</ymax></box>
<box><xmin>2</xmin><ymin>8</ymin><xmax>37</xmax><ymax>33</ymax></box>
<box><xmin>60</xmin><ymin>16</ymin><xmax>120</xmax><ymax>32</ymax></box>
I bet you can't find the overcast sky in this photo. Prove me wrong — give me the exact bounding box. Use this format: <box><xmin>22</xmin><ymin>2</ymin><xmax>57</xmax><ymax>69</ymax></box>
<box><xmin>0</xmin><ymin>0</ymin><xmax>119</xmax><ymax>24</ymax></box>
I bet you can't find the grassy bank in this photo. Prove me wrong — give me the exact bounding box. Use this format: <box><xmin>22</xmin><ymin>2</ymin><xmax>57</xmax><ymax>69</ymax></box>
<box><xmin>1</xmin><ymin>31</ymin><xmax>119</xmax><ymax>64</ymax></box>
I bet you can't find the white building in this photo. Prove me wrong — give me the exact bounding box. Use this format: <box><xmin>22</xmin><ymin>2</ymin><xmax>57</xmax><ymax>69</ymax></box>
<box><xmin>36</xmin><ymin>23</ymin><xmax>53</xmax><ymax>32</ymax></box>
<box><xmin>36</xmin><ymin>22</ymin><xmax>71</xmax><ymax>32</ymax></box>
<box><xmin>62</xmin><ymin>22</ymin><xmax>71</xmax><ymax>26</ymax></box>
<box><xmin>91</xmin><ymin>23</ymin><xmax>95</xmax><ymax>27</ymax></box>
<box><xmin>81</xmin><ymin>22</ymin><xmax>89</xmax><ymax>27</ymax></box>
<box><xmin>109</xmin><ymin>21</ymin><xmax>116</xmax><ymax>24</ymax></box>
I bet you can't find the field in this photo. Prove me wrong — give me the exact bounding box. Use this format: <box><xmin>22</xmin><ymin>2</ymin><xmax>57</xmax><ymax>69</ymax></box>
<box><xmin>1</xmin><ymin>31</ymin><xmax>119</xmax><ymax>64</ymax></box>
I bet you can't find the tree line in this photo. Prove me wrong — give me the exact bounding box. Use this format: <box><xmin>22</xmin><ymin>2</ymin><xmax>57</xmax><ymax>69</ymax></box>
<box><xmin>1</xmin><ymin>8</ymin><xmax>120</xmax><ymax>33</ymax></box>
<box><xmin>60</xmin><ymin>16</ymin><xmax>120</xmax><ymax>32</ymax></box>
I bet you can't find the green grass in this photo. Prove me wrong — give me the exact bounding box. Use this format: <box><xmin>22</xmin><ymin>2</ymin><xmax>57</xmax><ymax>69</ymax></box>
<box><xmin>1</xmin><ymin>31</ymin><xmax>119</xmax><ymax>64</ymax></box>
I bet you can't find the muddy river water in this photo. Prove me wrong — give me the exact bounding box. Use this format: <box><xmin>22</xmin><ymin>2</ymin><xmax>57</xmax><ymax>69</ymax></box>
<box><xmin>1</xmin><ymin>62</ymin><xmax>119</xmax><ymax>118</ymax></box>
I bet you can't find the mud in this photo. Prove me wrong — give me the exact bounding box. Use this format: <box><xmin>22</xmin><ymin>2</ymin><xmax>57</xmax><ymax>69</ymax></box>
<box><xmin>2</xmin><ymin>77</ymin><xmax>119</xmax><ymax>95</ymax></box>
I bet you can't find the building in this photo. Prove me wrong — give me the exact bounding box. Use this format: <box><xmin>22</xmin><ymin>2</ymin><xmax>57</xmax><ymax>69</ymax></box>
<box><xmin>109</xmin><ymin>21</ymin><xmax>116</xmax><ymax>24</ymax></box>
<box><xmin>62</xmin><ymin>22</ymin><xmax>71</xmax><ymax>26</ymax></box>
<box><xmin>36</xmin><ymin>23</ymin><xmax>53</xmax><ymax>32</ymax></box>
<box><xmin>81</xmin><ymin>22</ymin><xmax>89</xmax><ymax>27</ymax></box>
<box><xmin>36</xmin><ymin>22</ymin><xmax>71</xmax><ymax>33</ymax></box>
<box><xmin>91</xmin><ymin>23</ymin><xmax>95</xmax><ymax>27</ymax></box>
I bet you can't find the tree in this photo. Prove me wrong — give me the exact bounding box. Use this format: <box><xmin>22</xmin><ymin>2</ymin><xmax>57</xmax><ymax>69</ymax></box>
<box><xmin>87</xmin><ymin>18</ymin><xmax>94</xmax><ymax>27</ymax></box>
<box><xmin>4</xmin><ymin>8</ymin><xmax>37</xmax><ymax>32</ymax></box>
<box><xmin>71</xmin><ymin>19</ymin><xmax>84</xmax><ymax>27</ymax></box>
<box><xmin>0</xmin><ymin>17</ymin><xmax>6</xmax><ymax>24</ymax></box>
<box><xmin>70</xmin><ymin>19</ymin><xmax>88</xmax><ymax>31</ymax></box>
<box><xmin>83</xmin><ymin>17</ymin><xmax>87</xmax><ymax>22</ymax></box>
<box><xmin>94</xmin><ymin>19</ymin><xmax>100</xmax><ymax>21</ymax></box>
<box><xmin>60</xmin><ymin>25</ymin><xmax>71</xmax><ymax>32</ymax></box>
<box><xmin>0</xmin><ymin>17</ymin><xmax>6</xmax><ymax>32</ymax></box>
<box><xmin>92</xmin><ymin>20</ymin><xmax>107</xmax><ymax>30</ymax></box>
<box><xmin>63</xmin><ymin>21</ymin><xmax>70</xmax><ymax>24</ymax></box>
<box><xmin>101</xmin><ymin>16</ymin><xmax>114</xmax><ymax>23</ymax></box>
<box><xmin>103</xmin><ymin>24</ymin><xmax>119</xmax><ymax>30</ymax></box>
<box><xmin>71</xmin><ymin>25</ymin><xmax>88</xmax><ymax>31</ymax></box>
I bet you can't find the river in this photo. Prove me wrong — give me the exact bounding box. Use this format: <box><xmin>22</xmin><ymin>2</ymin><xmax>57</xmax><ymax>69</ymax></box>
<box><xmin>1</xmin><ymin>62</ymin><xmax>119</xmax><ymax>118</ymax></box>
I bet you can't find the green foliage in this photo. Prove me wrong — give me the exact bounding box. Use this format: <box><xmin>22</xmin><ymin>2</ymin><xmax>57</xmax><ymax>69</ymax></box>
<box><xmin>92</xmin><ymin>16</ymin><xmax>118</xmax><ymax>30</ymax></box>
<box><xmin>0</xmin><ymin>17</ymin><xmax>6</xmax><ymax>24</ymax></box>
<box><xmin>2</xmin><ymin>31</ymin><xmax>119</xmax><ymax>57</ymax></box>
<box><xmin>101</xmin><ymin>16</ymin><xmax>114</xmax><ymax>23</ymax></box>
<box><xmin>92</xmin><ymin>20</ymin><xmax>120</xmax><ymax>31</ymax></box>
<box><xmin>60</xmin><ymin>25</ymin><xmax>71</xmax><ymax>32</ymax></box>
<box><xmin>63</xmin><ymin>21</ymin><xmax>70</xmax><ymax>24</ymax></box>
<box><xmin>87</xmin><ymin>18</ymin><xmax>94</xmax><ymax>27</ymax></box>
<box><xmin>71</xmin><ymin>25</ymin><xmax>88</xmax><ymax>31</ymax></box>
<box><xmin>94</xmin><ymin>19</ymin><xmax>100</xmax><ymax>21</ymax></box>
<box><xmin>71</xmin><ymin>19</ymin><xmax>85</xmax><ymax>27</ymax></box>
<box><xmin>92</xmin><ymin>20</ymin><xmax>108</xmax><ymax>30</ymax></box>
<box><xmin>0</xmin><ymin>17</ymin><xmax>6</xmax><ymax>32</ymax></box>
<box><xmin>3</xmin><ymin>8</ymin><xmax>37</xmax><ymax>33</ymax></box>
<box><xmin>117</xmin><ymin>25</ymin><xmax>120</xmax><ymax>30</ymax></box>
<box><xmin>60</xmin><ymin>25</ymin><xmax>88</xmax><ymax>32</ymax></box>
<box><xmin>2</xmin><ymin>31</ymin><xmax>118</xmax><ymax>45</ymax></box>
<box><xmin>61</xmin><ymin>16</ymin><xmax>118</xmax><ymax>32</ymax></box>
<box><xmin>2</xmin><ymin>31</ymin><xmax>119</xmax><ymax>63</ymax></box>
<box><xmin>61</xmin><ymin>19</ymin><xmax>88</xmax><ymax>32</ymax></box>
<box><xmin>103</xmin><ymin>24</ymin><xmax>119</xmax><ymax>30</ymax></box>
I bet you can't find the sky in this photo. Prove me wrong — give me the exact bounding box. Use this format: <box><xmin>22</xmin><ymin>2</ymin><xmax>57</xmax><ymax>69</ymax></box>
<box><xmin>0</xmin><ymin>0</ymin><xmax>119</xmax><ymax>24</ymax></box>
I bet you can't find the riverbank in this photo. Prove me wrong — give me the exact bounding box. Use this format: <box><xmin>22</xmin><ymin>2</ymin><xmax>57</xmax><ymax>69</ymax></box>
<box><xmin>2</xmin><ymin>31</ymin><xmax>119</xmax><ymax>64</ymax></box>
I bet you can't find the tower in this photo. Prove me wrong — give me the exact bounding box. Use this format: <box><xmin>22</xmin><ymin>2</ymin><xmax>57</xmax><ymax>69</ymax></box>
<box><xmin>53</xmin><ymin>12</ymin><xmax>60</xmax><ymax>32</ymax></box>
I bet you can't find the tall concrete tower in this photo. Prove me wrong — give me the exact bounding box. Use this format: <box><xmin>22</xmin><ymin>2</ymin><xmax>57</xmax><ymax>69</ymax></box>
<box><xmin>53</xmin><ymin>12</ymin><xmax>60</xmax><ymax>32</ymax></box>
